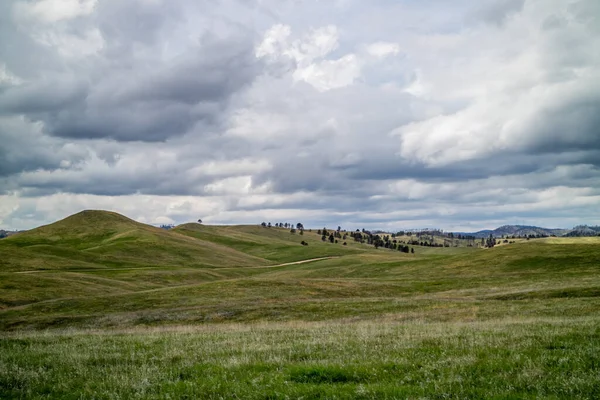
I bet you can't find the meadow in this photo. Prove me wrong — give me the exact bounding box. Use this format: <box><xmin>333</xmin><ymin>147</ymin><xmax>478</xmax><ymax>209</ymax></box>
<box><xmin>0</xmin><ymin>211</ymin><xmax>599</xmax><ymax>398</ymax></box>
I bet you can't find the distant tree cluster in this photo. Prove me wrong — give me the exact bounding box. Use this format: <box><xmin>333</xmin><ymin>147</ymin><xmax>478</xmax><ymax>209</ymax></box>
<box><xmin>260</xmin><ymin>220</ymin><xmax>600</xmax><ymax>251</ymax></box>
<box><xmin>347</xmin><ymin>229</ymin><xmax>415</xmax><ymax>253</ymax></box>
<box><xmin>261</xmin><ymin>221</ymin><xmax>305</xmax><ymax>236</ymax></box>
<box><xmin>484</xmin><ymin>234</ymin><xmax>496</xmax><ymax>248</ymax></box>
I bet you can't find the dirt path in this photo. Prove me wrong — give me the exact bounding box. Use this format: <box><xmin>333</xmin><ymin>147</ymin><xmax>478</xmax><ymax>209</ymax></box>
<box><xmin>220</xmin><ymin>256</ymin><xmax>339</xmax><ymax>270</ymax></box>
<box><xmin>12</xmin><ymin>256</ymin><xmax>340</xmax><ymax>274</ymax></box>
<box><xmin>3</xmin><ymin>256</ymin><xmax>342</xmax><ymax>312</ymax></box>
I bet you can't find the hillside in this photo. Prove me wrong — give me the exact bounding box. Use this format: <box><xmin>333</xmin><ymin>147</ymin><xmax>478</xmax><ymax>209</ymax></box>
<box><xmin>0</xmin><ymin>210</ymin><xmax>267</xmax><ymax>273</ymax></box>
<box><xmin>173</xmin><ymin>223</ymin><xmax>365</xmax><ymax>263</ymax></box>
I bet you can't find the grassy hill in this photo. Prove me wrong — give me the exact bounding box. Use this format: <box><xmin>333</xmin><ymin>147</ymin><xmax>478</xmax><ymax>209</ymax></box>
<box><xmin>173</xmin><ymin>223</ymin><xmax>365</xmax><ymax>262</ymax></box>
<box><xmin>0</xmin><ymin>210</ymin><xmax>268</xmax><ymax>273</ymax></box>
<box><xmin>0</xmin><ymin>210</ymin><xmax>275</xmax><ymax>310</ymax></box>
<box><xmin>1</xmin><ymin>212</ymin><xmax>599</xmax><ymax>398</ymax></box>
<box><xmin>1</xmin><ymin>222</ymin><xmax>598</xmax><ymax>329</ymax></box>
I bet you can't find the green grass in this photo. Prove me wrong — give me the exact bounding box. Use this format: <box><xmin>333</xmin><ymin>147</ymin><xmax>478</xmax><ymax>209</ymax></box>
<box><xmin>1</xmin><ymin>211</ymin><xmax>599</xmax><ymax>398</ymax></box>
<box><xmin>1</xmin><ymin>318</ymin><xmax>599</xmax><ymax>399</ymax></box>
<box><xmin>173</xmin><ymin>223</ymin><xmax>366</xmax><ymax>262</ymax></box>
<box><xmin>0</xmin><ymin>210</ymin><xmax>268</xmax><ymax>274</ymax></box>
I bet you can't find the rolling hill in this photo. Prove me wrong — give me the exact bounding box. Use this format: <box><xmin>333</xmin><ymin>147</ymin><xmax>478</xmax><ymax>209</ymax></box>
<box><xmin>173</xmin><ymin>223</ymin><xmax>365</xmax><ymax>263</ymax></box>
<box><xmin>0</xmin><ymin>210</ymin><xmax>269</xmax><ymax>273</ymax></box>
<box><xmin>1</xmin><ymin>211</ymin><xmax>600</xmax><ymax>398</ymax></box>
<box><xmin>0</xmin><ymin>209</ymin><xmax>598</xmax><ymax>330</ymax></box>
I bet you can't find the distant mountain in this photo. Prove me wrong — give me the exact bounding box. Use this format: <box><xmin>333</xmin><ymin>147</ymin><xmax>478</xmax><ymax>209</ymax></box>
<box><xmin>564</xmin><ymin>225</ymin><xmax>600</xmax><ymax>237</ymax></box>
<box><xmin>0</xmin><ymin>230</ymin><xmax>22</xmax><ymax>239</ymax></box>
<box><xmin>456</xmin><ymin>224</ymin><xmax>598</xmax><ymax>238</ymax></box>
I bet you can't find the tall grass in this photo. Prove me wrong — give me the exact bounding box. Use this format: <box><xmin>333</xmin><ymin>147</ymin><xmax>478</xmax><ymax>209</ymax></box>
<box><xmin>1</xmin><ymin>317</ymin><xmax>599</xmax><ymax>399</ymax></box>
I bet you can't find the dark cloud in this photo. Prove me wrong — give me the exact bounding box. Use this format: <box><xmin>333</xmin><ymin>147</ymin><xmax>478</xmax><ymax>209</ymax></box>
<box><xmin>0</xmin><ymin>117</ymin><xmax>89</xmax><ymax>179</ymax></box>
<box><xmin>4</xmin><ymin>40</ymin><xmax>261</xmax><ymax>141</ymax></box>
<box><xmin>0</xmin><ymin>0</ymin><xmax>262</xmax><ymax>142</ymax></box>
<box><xmin>521</xmin><ymin>95</ymin><xmax>600</xmax><ymax>154</ymax></box>
<box><xmin>469</xmin><ymin>0</ymin><xmax>525</xmax><ymax>26</ymax></box>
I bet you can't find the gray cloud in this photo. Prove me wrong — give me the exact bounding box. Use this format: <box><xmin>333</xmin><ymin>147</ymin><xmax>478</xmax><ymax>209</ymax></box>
<box><xmin>0</xmin><ymin>0</ymin><xmax>263</xmax><ymax>142</ymax></box>
<box><xmin>1</xmin><ymin>0</ymin><xmax>600</xmax><ymax>231</ymax></box>
<box><xmin>469</xmin><ymin>0</ymin><xmax>525</xmax><ymax>26</ymax></box>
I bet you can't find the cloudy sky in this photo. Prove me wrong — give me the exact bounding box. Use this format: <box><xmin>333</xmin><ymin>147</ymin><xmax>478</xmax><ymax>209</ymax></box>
<box><xmin>1</xmin><ymin>0</ymin><xmax>599</xmax><ymax>231</ymax></box>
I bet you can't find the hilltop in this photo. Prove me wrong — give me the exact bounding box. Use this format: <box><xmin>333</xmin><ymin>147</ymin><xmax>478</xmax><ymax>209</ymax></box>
<box><xmin>0</xmin><ymin>210</ymin><xmax>268</xmax><ymax>273</ymax></box>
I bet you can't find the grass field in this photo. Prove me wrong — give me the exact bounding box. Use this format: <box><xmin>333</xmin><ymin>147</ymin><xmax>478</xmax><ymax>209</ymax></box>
<box><xmin>1</xmin><ymin>211</ymin><xmax>599</xmax><ymax>398</ymax></box>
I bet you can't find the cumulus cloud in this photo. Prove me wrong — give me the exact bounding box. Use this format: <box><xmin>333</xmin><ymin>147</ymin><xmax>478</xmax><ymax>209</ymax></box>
<box><xmin>1</xmin><ymin>0</ymin><xmax>599</xmax><ymax>231</ymax></box>
<box><xmin>257</xmin><ymin>24</ymin><xmax>362</xmax><ymax>91</ymax></box>
<box><xmin>393</xmin><ymin>0</ymin><xmax>600</xmax><ymax>166</ymax></box>
<box><xmin>366</xmin><ymin>42</ymin><xmax>400</xmax><ymax>58</ymax></box>
<box><xmin>2</xmin><ymin>0</ymin><xmax>262</xmax><ymax>142</ymax></box>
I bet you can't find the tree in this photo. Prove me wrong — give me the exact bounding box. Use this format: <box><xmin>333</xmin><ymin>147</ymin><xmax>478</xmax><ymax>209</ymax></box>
<box><xmin>296</xmin><ymin>223</ymin><xmax>304</xmax><ymax>230</ymax></box>
<box><xmin>329</xmin><ymin>233</ymin><xmax>335</xmax><ymax>243</ymax></box>
<box><xmin>261</xmin><ymin>222</ymin><xmax>267</xmax><ymax>227</ymax></box>
<box><xmin>411</xmin><ymin>248</ymin><xmax>414</xmax><ymax>254</ymax></box>
<box><xmin>197</xmin><ymin>219</ymin><xmax>202</xmax><ymax>224</ymax></box>
<box><xmin>486</xmin><ymin>234</ymin><xmax>496</xmax><ymax>248</ymax></box>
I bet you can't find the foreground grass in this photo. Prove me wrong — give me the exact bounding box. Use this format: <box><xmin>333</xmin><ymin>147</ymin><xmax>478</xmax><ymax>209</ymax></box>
<box><xmin>1</xmin><ymin>317</ymin><xmax>599</xmax><ymax>399</ymax></box>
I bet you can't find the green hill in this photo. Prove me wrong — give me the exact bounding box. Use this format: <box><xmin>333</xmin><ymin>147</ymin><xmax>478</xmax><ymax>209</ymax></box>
<box><xmin>173</xmin><ymin>223</ymin><xmax>365</xmax><ymax>262</ymax></box>
<box><xmin>0</xmin><ymin>211</ymin><xmax>280</xmax><ymax>309</ymax></box>
<box><xmin>1</xmin><ymin>211</ymin><xmax>599</xmax><ymax>331</ymax></box>
<box><xmin>0</xmin><ymin>210</ymin><xmax>268</xmax><ymax>273</ymax></box>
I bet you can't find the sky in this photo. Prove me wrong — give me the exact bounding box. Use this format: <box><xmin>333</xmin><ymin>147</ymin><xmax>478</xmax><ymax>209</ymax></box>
<box><xmin>1</xmin><ymin>0</ymin><xmax>599</xmax><ymax>232</ymax></box>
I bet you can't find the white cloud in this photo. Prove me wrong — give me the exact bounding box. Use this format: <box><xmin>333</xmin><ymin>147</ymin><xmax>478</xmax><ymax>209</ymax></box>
<box><xmin>32</xmin><ymin>28</ymin><xmax>105</xmax><ymax>58</ymax></box>
<box><xmin>257</xmin><ymin>24</ymin><xmax>360</xmax><ymax>91</ymax></box>
<box><xmin>391</xmin><ymin>0</ymin><xmax>600</xmax><ymax>166</ymax></box>
<box><xmin>14</xmin><ymin>0</ymin><xmax>97</xmax><ymax>23</ymax></box>
<box><xmin>0</xmin><ymin>64</ymin><xmax>23</xmax><ymax>85</ymax></box>
<box><xmin>366</xmin><ymin>42</ymin><xmax>400</xmax><ymax>58</ymax></box>
<box><xmin>255</xmin><ymin>24</ymin><xmax>293</xmax><ymax>59</ymax></box>
<box><xmin>293</xmin><ymin>54</ymin><xmax>361</xmax><ymax>91</ymax></box>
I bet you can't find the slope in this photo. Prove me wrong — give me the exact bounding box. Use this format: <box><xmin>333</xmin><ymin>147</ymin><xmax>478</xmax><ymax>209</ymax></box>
<box><xmin>173</xmin><ymin>223</ymin><xmax>366</xmax><ymax>263</ymax></box>
<box><xmin>0</xmin><ymin>210</ymin><xmax>267</xmax><ymax>273</ymax></box>
<box><xmin>2</xmin><ymin>237</ymin><xmax>599</xmax><ymax>330</ymax></box>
